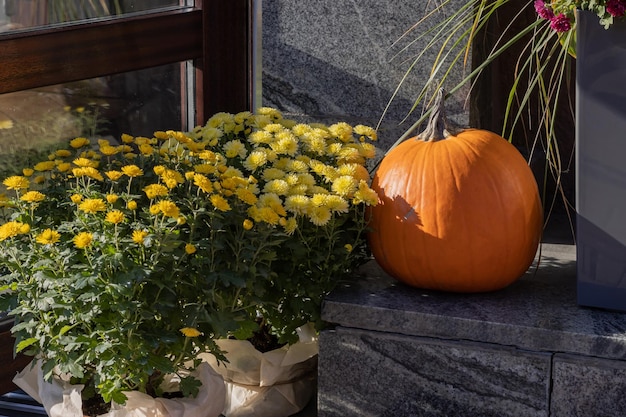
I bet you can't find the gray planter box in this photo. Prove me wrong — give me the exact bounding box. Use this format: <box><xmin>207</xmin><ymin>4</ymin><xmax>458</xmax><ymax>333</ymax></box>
<box><xmin>576</xmin><ymin>10</ymin><xmax>626</xmax><ymax>311</ymax></box>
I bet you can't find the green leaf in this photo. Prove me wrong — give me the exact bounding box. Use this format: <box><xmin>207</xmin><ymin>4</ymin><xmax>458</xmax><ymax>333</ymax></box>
<box><xmin>15</xmin><ymin>337</ymin><xmax>38</xmax><ymax>353</ymax></box>
<box><xmin>58</xmin><ymin>325</ymin><xmax>72</xmax><ymax>336</ymax></box>
<box><xmin>179</xmin><ymin>375</ymin><xmax>201</xmax><ymax>398</ymax></box>
<box><xmin>232</xmin><ymin>319</ymin><xmax>259</xmax><ymax>341</ymax></box>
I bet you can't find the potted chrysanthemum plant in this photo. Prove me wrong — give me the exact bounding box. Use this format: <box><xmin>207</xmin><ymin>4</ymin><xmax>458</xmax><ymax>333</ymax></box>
<box><xmin>0</xmin><ymin>107</ymin><xmax>379</xmax><ymax>417</ymax></box>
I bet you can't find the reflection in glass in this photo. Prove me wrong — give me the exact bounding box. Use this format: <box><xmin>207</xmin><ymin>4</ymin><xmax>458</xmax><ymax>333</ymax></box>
<box><xmin>0</xmin><ymin>0</ymin><xmax>185</xmax><ymax>32</ymax></box>
<box><xmin>0</xmin><ymin>63</ymin><xmax>184</xmax><ymax>180</ymax></box>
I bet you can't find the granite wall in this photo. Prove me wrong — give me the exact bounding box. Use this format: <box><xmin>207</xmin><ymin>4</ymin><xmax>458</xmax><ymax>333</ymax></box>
<box><xmin>261</xmin><ymin>0</ymin><xmax>471</xmax><ymax>151</ymax></box>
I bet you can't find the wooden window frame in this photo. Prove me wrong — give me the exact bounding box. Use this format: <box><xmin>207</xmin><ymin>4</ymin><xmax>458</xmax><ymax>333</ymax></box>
<box><xmin>0</xmin><ymin>0</ymin><xmax>253</xmax><ymax>124</ymax></box>
<box><xmin>0</xmin><ymin>0</ymin><xmax>253</xmax><ymax>395</ymax></box>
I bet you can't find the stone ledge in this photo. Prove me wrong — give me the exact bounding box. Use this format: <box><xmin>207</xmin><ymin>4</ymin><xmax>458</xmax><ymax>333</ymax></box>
<box><xmin>322</xmin><ymin>244</ymin><xmax>626</xmax><ymax>361</ymax></box>
<box><xmin>318</xmin><ymin>244</ymin><xmax>626</xmax><ymax>416</ymax></box>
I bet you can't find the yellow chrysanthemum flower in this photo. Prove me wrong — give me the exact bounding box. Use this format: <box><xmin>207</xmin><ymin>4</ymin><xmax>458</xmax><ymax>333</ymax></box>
<box><xmin>143</xmin><ymin>184</ymin><xmax>169</xmax><ymax>199</ymax></box>
<box><xmin>73</xmin><ymin>157</ymin><xmax>98</xmax><ymax>168</ymax></box>
<box><xmin>70</xmin><ymin>194</ymin><xmax>83</xmax><ymax>204</ymax></box>
<box><xmin>184</xmin><ymin>243</ymin><xmax>197</xmax><ymax>255</ymax></box>
<box><xmin>3</xmin><ymin>176</ymin><xmax>30</xmax><ymax>190</ymax></box>
<box><xmin>325</xmin><ymin>194</ymin><xmax>350</xmax><ymax>213</ymax></box>
<box><xmin>331</xmin><ymin>175</ymin><xmax>358</xmax><ymax>197</ymax></box>
<box><xmin>271</xmin><ymin>133</ymin><xmax>299</xmax><ymax>156</ymax></box>
<box><xmin>139</xmin><ymin>143</ymin><xmax>154</xmax><ymax>156</ymax></box>
<box><xmin>121</xmin><ymin>165</ymin><xmax>143</xmax><ymax>177</ymax></box>
<box><xmin>311</xmin><ymin>193</ymin><xmax>328</xmax><ymax>207</ymax></box>
<box><xmin>285</xmin><ymin>195</ymin><xmax>310</xmax><ymax>214</ymax></box>
<box><xmin>303</xmin><ymin>135</ymin><xmax>327</xmax><ymax>155</ymax></box>
<box><xmin>248</xmin><ymin>130</ymin><xmax>274</xmax><ymax>145</ymax></box>
<box><xmin>73</xmin><ymin>232</ymin><xmax>93</xmax><ymax>249</ymax></box>
<box><xmin>79</xmin><ymin>198</ymin><xmax>107</xmax><ymax>213</ymax></box>
<box><xmin>33</xmin><ymin>161</ymin><xmax>56</xmax><ymax>172</ymax></box>
<box><xmin>337</xmin><ymin>163</ymin><xmax>371</xmax><ymax>182</ymax></box>
<box><xmin>327</xmin><ymin>143</ymin><xmax>343</xmax><ymax>156</ymax></box>
<box><xmin>100</xmin><ymin>145</ymin><xmax>120</xmax><ymax>156</ymax></box>
<box><xmin>307</xmin><ymin>205</ymin><xmax>332</xmax><ymax>226</ymax></box>
<box><xmin>329</xmin><ymin>122</ymin><xmax>354</xmax><ymax>143</ymax></box>
<box><xmin>353</xmin><ymin>180</ymin><xmax>380</xmax><ymax>206</ymax></box>
<box><xmin>180</xmin><ymin>327</ymin><xmax>202</xmax><ymax>338</ymax></box>
<box><xmin>284</xmin><ymin>173</ymin><xmax>299</xmax><ymax>186</ymax></box>
<box><xmin>254</xmin><ymin>206</ymin><xmax>280</xmax><ymax>225</ymax></box>
<box><xmin>193</xmin><ymin>174</ymin><xmax>213</xmax><ymax>194</ymax></box>
<box><xmin>19</xmin><ymin>191</ymin><xmax>45</xmax><ymax>203</ymax></box>
<box><xmin>121</xmin><ymin>133</ymin><xmax>134</xmax><ymax>143</ymax></box>
<box><xmin>53</xmin><ymin>150</ymin><xmax>71</xmax><ymax>158</ymax></box>
<box><xmin>353</xmin><ymin>124</ymin><xmax>377</xmax><ymax>141</ymax></box>
<box><xmin>257</xmin><ymin>107</ymin><xmax>283</xmax><ymax>120</ymax></box>
<box><xmin>153</xmin><ymin>165</ymin><xmax>166</xmax><ymax>175</ymax></box>
<box><xmin>243</xmin><ymin>150</ymin><xmax>268</xmax><ymax>171</ymax></box>
<box><xmin>57</xmin><ymin>162</ymin><xmax>72</xmax><ymax>172</ymax></box>
<box><xmin>134</xmin><ymin>136</ymin><xmax>151</xmax><ymax>146</ymax></box>
<box><xmin>22</xmin><ymin>168</ymin><xmax>34</xmax><ymax>177</ymax></box>
<box><xmin>287</xmin><ymin>159</ymin><xmax>309</xmax><ymax>173</ymax></box>
<box><xmin>160</xmin><ymin>169</ymin><xmax>184</xmax><ymax>189</ymax></box>
<box><xmin>153</xmin><ymin>200</ymin><xmax>180</xmax><ymax>218</ymax></box>
<box><xmin>338</xmin><ymin>146</ymin><xmax>363</xmax><ymax>164</ymax></box>
<box><xmin>105</xmin><ymin>170</ymin><xmax>123</xmax><ymax>181</ymax></box>
<box><xmin>193</xmin><ymin>163</ymin><xmax>215</xmax><ymax>175</ymax></box>
<box><xmin>0</xmin><ymin>120</ymin><xmax>13</xmax><ymax>129</ymax></box>
<box><xmin>355</xmin><ymin>142</ymin><xmax>377</xmax><ymax>159</ymax></box>
<box><xmin>69</xmin><ymin>137</ymin><xmax>90</xmax><ymax>149</ymax></box>
<box><xmin>72</xmin><ymin>167</ymin><xmax>104</xmax><ymax>182</ymax></box>
<box><xmin>209</xmin><ymin>194</ymin><xmax>231</xmax><ymax>212</ymax></box>
<box><xmin>106</xmin><ymin>194</ymin><xmax>119</xmax><ymax>204</ymax></box>
<box><xmin>127</xmin><ymin>200</ymin><xmax>138</xmax><ymax>210</ymax></box>
<box><xmin>345</xmin><ymin>243</ymin><xmax>354</xmax><ymax>253</ymax></box>
<box><xmin>281</xmin><ymin>217</ymin><xmax>298</xmax><ymax>235</ymax></box>
<box><xmin>33</xmin><ymin>176</ymin><xmax>45</xmax><ymax>184</ymax></box>
<box><xmin>132</xmin><ymin>230</ymin><xmax>148</xmax><ymax>245</ymax></box>
<box><xmin>235</xmin><ymin>188</ymin><xmax>258</xmax><ymax>205</ymax></box>
<box><xmin>0</xmin><ymin>221</ymin><xmax>28</xmax><ymax>240</ymax></box>
<box><xmin>223</xmin><ymin>139</ymin><xmax>247</xmax><ymax>159</ymax></box>
<box><xmin>262</xmin><ymin>168</ymin><xmax>285</xmax><ymax>181</ymax></box>
<box><xmin>105</xmin><ymin>210</ymin><xmax>125</xmax><ymax>224</ymax></box>
<box><xmin>35</xmin><ymin>229</ymin><xmax>60</xmax><ymax>245</ymax></box>
<box><xmin>263</xmin><ymin>179</ymin><xmax>290</xmax><ymax>196</ymax></box>
<box><xmin>243</xmin><ymin>219</ymin><xmax>254</xmax><ymax>230</ymax></box>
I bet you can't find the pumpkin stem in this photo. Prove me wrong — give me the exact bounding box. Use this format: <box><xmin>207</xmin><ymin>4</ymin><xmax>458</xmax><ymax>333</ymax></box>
<box><xmin>417</xmin><ymin>88</ymin><xmax>451</xmax><ymax>142</ymax></box>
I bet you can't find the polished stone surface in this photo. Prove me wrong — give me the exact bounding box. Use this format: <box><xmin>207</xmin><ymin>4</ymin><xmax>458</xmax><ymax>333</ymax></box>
<box><xmin>262</xmin><ymin>0</ymin><xmax>471</xmax><ymax>151</ymax></box>
<box><xmin>319</xmin><ymin>244</ymin><xmax>626</xmax><ymax>416</ymax></box>
<box><xmin>551</xmin><ymin>354</ymin><xmax>626</xmax><ymax>417</ymax></box>
<box><xmin>319</xmin><ymin>328</ymin><xmax>551</xmax><ymax>417</ymax></box>
<box><xmin>322</xmin><ymin>244</ymin><xmax>626</xmax><ymax>361</ymax></box>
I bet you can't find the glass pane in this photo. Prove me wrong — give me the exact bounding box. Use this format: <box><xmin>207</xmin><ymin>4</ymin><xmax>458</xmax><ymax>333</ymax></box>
<box><xmin>0</xmin><ymin>0</ymin><xmax>187</xmax><ymax>32</ymax></box>
<box><xmin>0</xmin><ymin>62</ymin><xmax>185</xmax><ymax>181</ymax></box>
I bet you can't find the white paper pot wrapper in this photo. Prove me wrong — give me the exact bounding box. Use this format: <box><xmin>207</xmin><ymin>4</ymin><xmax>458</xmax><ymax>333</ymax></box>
<box><xmin>200</xmin><ymin>323</ymin><xmax>319</xmax><ymax>417</ymax></box>
<box><xmin>13</xmin><ymin>360</ymin><xmax>226</xmax><ymax>417</ymax></box>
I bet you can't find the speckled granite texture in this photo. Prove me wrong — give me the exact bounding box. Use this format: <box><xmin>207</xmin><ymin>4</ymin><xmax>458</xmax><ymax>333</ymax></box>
<box><xmin>262</xmin><ymin>0</ymin><xmax>471</xmax><ymax>151</ymax></box>
<box><xmin>318</xmin><ymin>244</ymin><xmax>626</xmax><ymax>416</ymax></box>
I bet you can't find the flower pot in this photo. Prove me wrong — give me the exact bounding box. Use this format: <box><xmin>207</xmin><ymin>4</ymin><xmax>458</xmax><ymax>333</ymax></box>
<box><xmin>576</xmin><ymin>10</ymin><xmax>626</xmax><ymax>311</ymax></box>
<box><xmin>12</xmin><ymin>360</ymin><xmax>226</xmax><ymax>417</ymax></box>
<box><xmin>201</xmin><ymin>324</ymin><xmax>319</xmax><ymax>417</ymax></box>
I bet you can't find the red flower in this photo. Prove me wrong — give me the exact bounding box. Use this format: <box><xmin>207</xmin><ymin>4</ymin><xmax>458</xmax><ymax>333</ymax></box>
<box><xmin>550</xmin><ymin>13</ymin><xmax>572</xmax><ymax>32</ymax></box>
<box><xmin>606</xmin><ymin>0</ymin><xmax>626</xmax><ymax>17</ymax></box>
<box><xmin>534</xmin><ymin>0</ymin><xmax>555</xmax><ymax>20</ymax></box>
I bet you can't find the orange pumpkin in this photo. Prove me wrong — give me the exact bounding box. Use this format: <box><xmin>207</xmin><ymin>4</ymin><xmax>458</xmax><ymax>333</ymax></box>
<box><xmin>368</xmin><ymin>92</ymin><xmax>542</xmax><ymax>292</ymax></box>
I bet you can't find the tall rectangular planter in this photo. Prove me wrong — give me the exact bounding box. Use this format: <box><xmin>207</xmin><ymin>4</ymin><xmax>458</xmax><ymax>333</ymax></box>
<box><xmin>576</xmin><ymin>10</ymin><xmax>626</xmax><ymax>311</ymax></box>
